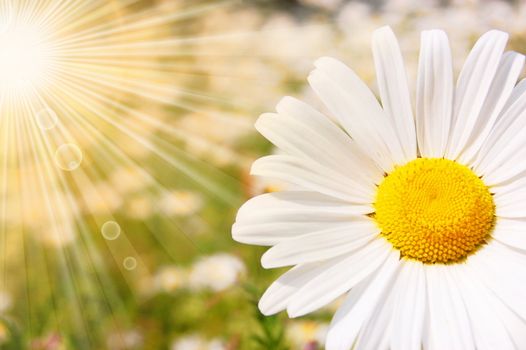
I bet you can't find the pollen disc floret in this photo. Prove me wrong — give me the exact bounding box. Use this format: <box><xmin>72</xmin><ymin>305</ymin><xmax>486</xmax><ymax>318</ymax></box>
<box><xmin>374</xmin><ymin>158</ymin><xmax>495</xmax><ymax>264</ymax></box>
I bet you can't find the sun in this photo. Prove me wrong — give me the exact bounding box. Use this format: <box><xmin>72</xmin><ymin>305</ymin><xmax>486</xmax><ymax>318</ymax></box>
<box><xmin>0</xmin><ymin>20</ymin><xmax>54</xmax><ymax>93</ymax></box>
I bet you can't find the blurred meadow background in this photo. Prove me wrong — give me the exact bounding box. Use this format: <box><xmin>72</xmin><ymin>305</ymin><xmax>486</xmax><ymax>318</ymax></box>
<box><xmin>0</xmin><ymin>0</ymin><xmax>526</xmax><ymax>349</ymax></box>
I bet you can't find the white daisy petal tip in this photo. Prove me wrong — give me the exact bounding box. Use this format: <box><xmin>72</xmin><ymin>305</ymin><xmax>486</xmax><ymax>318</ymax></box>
<box><xmin>258</xmin><ymin>295</ymin><xmax>282</xmax><ymax>316</ymax></box>
<box><xmin>231</xmin><ymin>221</ymin><xmax>266</xmax><ymax>246</ymax></box>
<box><xmin>510</xmin><ymin>50</ymin><xmax>525</xmax><ymax>62</ymax></box>
<box><xmin>275</xmin><ymin>95</ymin><xmax>298</xmax><ymax>112</ymax></box>
<box><xmin>254</xmin><ymin>112</ymin><xmax>277</xmax><ymax>132</ymax></box>
<box><xmin>231</xmin><ymin>222</ymin><xmax>248</xmax><ymax>244</ymax></box>
<box><xmin>260</xmin><ymin>251</ymin><xmax>278</xmax><ymax>269</ymax></box>
<box><xmin>372</xmin><ymin>25</ymin><xmax>395</xmax><ymax>40</ymax></box>
<box><xmin>312</xmin><ymin>56</ymin><xmax>345</xmax><ymax>71</ymax></box>
<box><xmin>422</xmin><ymin>28</ymin><xmax>447</xmax><ymax>38</ymax></box>
<box><xmin>306</xmin><ymin>69</ymin><xmax>322</xmax><ymax>87</ymax></box>
<box><xmin>248</xmin><ymin>159</ymin><xmax>261</xmax><ymax>177</ymax></box>
<box><xmin>249</xmin><ymin>155</ymin><xmax>275</xmax><ymax>177</ymax></box>
<box><xmin>485</xmin><ymin>29</ymin><xmax>509</xmax><ymax>41</ymax></box>
<box><xmin>231</xmin><ymin>222</ymin><xmax>240</xmax><ymax>239</ymax></box>
<box><xmin>375</xmin><ymin>24</ymin><xmax>393</xmax><ymax>32</ymax></box>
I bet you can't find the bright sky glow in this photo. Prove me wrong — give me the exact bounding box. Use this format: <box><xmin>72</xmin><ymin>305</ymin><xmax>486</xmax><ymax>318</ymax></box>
<box><xmin>0</xmin><ymin>23</ymin><xmax>54</xmax><ymax>92</ymax></box>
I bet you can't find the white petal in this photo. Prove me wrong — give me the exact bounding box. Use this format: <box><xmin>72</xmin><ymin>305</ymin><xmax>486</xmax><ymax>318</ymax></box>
<box><xmin>325</xmin><ymin>274</ymin><xmax>373</xmax><ymax>350</ymax></box>
<box><xmin>424</xmin><ymin>265</ymin><xmax>475</xmax><ymax>350</ymax></box>
<box><xmin>357</xmin><ymin>260</ymin><xmax>424</xmax><ymax>350</ymax></box>
<box><xmin>481</xmin><ymin>135</ymin><xmax>526</xmax><ymax>186</ymax></box>
<box><xmin>452</xmin><ymin>265</ymin><xmax>516</xmax><ymax>350</ymax></box>
<box><xmin>325</xmin><ymin>252</ymin><xmax>401</xmax><ymax>350</ymax></box>
<box><xmin>467</xmin><ymin>242</ymin><xmax>526</xmax><ymax>321</ymax></box>
<box><xmin>458</xmin><ymin>52</ymin><xmax>525</xmax><ymax>165</ymax></box>
<box><xmin>256</xmin><ymin>112</ymin><xmax>380</xmax><ymax>188</ymax></box>
<box><xmin>258</xmin><ymin>259</ymin><xmax>337</xmax><ymax>315</ymax></box>
<box><xmin>233</xmin><ymin>191</ymin><xmax>372</xmax><ymax>245</ymax></box>
<box><xmin>474</xmin><ymin>79</ymin><xmax>526</xmax><ymax>180</ymax></box>
<box><xmin>354</xmin><ymin>280</ymin><xmax>395</xmax><ymax>350</ymax></box>
<box><xmin>492</xmin><ymin>218</ymin><xmax>526</xmax><ymax>250</ymax></box>
<box><xmin>251</xmin><ymin>155</ymin><xmax>373</xmax><ymax>203</ymax></box>
<box><xmin>491</xmin><ymin>296</ymin><xmax>526</xmax><ymax>349</ymax></box>
<box><xmin>287</xmin><ymin>239</ymin><xmax>393</xmax><ymax>317</ymax></box>
<box><xmin>275</xmin><ymin>96</ymin><xmax>382</xmax><ymax>181</ymax></box>
<box><xmin>494</xmin><ymin>185</ymin><xmax>526</xmax><ymax>218</ymax></box>
<box><xmin>446</xmin><ymin>30</ymin><xmax>508</xmax><ymax>159</ymax></box>
<box><xmin>416</xmin><ymin>30</ymin><xmax>453</xmax><ymax>158</ymax></box>
<box><xmin>491</xmin><ymin>175</ymin><xmax>526</xmax><ymax>198</ymax></box>
<box><xmin>236</xmin><ymin>190</ymin><xmax>371</xmax><ymax>220</ymax></box>
<box><xmin>390</xmin><ymin>261</ymin><xmax>426</xmax><ymax>350</ymax></box>
<box><xmin>372</xmin><ymin>26</ymin><xmax>416</xmax><ymax>161</ymax></box>
<box><xmin>234</xmin><ymin>221</ymin><xmax>342</xmax><ymax>247</ymax></box>
<box><xmin>309</xmin><ymin>57</ymin><xmax>405</xmax><ymax>171</ymax></box>
<box><xmin>261</xmin><ymin>218</ymin><xmax>378</xmax><ymax>268</ymax></box>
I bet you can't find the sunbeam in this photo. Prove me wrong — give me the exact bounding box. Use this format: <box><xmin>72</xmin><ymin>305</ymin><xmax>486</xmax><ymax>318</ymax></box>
<box><xmin>0</xmin><ymin>0</ymin><xmax>251</xmax><ymax>347</ymax></box>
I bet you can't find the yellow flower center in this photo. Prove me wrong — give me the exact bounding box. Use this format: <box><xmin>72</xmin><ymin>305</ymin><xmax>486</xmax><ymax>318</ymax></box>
<box><xmin>373</xmin><ymin>158</ymin><xmax>495</xmax><ymax>264</ymax></box>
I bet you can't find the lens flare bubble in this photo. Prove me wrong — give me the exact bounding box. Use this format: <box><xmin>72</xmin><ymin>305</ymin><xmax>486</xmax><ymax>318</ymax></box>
<box><xmin>123</xmin><ymin>257</ymin><xmax>137</xmax><ymax>271</ymax></box>
<box><xmin>101</xmin><ymin>221</ymin><xmax>121</xmax><ymax>240</ymax></box>
<box><xmin>55</xmin><ymin>143</ymin><xmax>83</xmax><ymax>171</ymax></box>
<box><xmin>36</xmin><ymin>108</ymin><xmax>59</xmax><ymax>130</ymax></box>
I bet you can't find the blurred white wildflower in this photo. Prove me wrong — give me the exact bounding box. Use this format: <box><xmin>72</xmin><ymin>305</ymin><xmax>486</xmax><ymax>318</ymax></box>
<box><xmin>176</xmin><ymin>111</ymin><xmax>253</xmax><ymax>166</ymax></box>
<box><xmin>80</xmin><ymin>181</ymin><xmax>123</xmax><ymax>215</ymax></box>
<box><xmin>336</xmin><ymin>3</ymin><xmax>379</xmax><ymax>84</ymax></box>
<box><xmin>159</xmin><ymin>190</ymin><xmax>204</xmax><ymax>217</ymax></box>
<box><xmin>153</xmin><ymin>265</ymin><xmax>188</xmax><ymax>293</ymax></box>
<box><xmin>188</xmin><ymin>253</ymin><xmax>245</xmax><ymax>292</ymax></box>
<box><xmin>178</xmin><ymin>111</ymin><xmax>252</xmax><ymax>144</ymax></box>
<box><xmin>110</xmin><ymin>167</ymin><xmax>150</xmax><ymax>196</ymax></box>
<box><xmin>381</xmin><ymin>0</ymin><xmax>440</xmax><ymax>16</ymax></box>
<box><xmin>126</xmin><ymin>195</ymin><xmax>154</xmax><ymax>220</ymax></box>
<box><xmin>106</xmin><ymin>329</ymin><xmax>143</xmax><ymax>350</ymax></box>
<box><xmin>181</xmin><ymin>217</ymin><xmax>208</xmax><ymax>238</ymax></box>
<box><xmin>111</xmin><ymin>132</ymin><xmax>153</xmax><ymax>159</ymax></box>
<box><xmin>258</xmin><ymin>14</ymin><xmax>337</xmax><ymax>75</ymax></box>
<box><xmin>38</xmin><ymin>219</ymin><xmax>77</xmax><ymax>248</ymax></box>
<box><xmin>299</xmin><ymin>0</ymin><xmax>344</xmax><ymax>11</ymax></box>
<box><xmin>30</xmin><ymin>195</ymin><xmax>77</xmax><ymax>248</ymax></box>
<box><xmin>171</xmin><ymin>335</ymin><xmax>225</xmax><ymax>350</ymax></box>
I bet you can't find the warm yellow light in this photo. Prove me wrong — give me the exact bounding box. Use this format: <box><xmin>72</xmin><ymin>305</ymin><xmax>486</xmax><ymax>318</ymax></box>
<box><xmin>0</xmin><ymin>23</ymin><xmax>53</xmax><ymax>92</ymax></box>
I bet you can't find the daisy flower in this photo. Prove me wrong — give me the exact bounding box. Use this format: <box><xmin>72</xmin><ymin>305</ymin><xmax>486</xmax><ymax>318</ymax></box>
<box><xmin>233</xmin><ymin>26</ymin><xmax>526</xmax><ymax>350</ymax></box>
